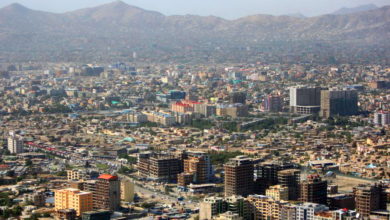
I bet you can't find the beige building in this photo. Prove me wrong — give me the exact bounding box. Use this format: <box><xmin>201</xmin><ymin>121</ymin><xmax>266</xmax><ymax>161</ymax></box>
<box><xmin>54</xmin><ymin>188</ymin><xmax>93</xmax><ymax>216</ymax></box>
<box><xmin>120</xmin><ymin>178</ymin><xmax>135</xmax><ymax>203</ymax></box>
<box><xmin>266</xmin><ymin>185</ymin><xmax>289</xmax><ymax>201</ymax></box>
<box><xmin>247</xmin><ymin>195</ymin><xmax>287</xmax><ymax>220</ymax></box>
<box><xmin>215</xmin><ymin>211</ymin><xmax>243</xmax><ymax>220</ymax></box>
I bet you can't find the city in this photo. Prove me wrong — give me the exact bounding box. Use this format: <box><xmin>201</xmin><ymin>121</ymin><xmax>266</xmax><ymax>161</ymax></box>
<box><xmin>0</xmin><ymin>1</ymin><xmax>389</xmax><ymax>220</ymax></box>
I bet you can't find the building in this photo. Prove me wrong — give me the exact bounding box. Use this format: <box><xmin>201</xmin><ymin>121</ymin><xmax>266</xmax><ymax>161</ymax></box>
<box><xmin>278</xmin><ymin>169</ymin><xmax>301</xmax><ymax>200</ymax></box>
<box><xmin>127</xmin><ymin>112</ymin><xmax>148</xmax><ymax>123</ymax></box>
<box><xmin>215</xmin><ymin>211</ymin><xmax>243</xmax><ymax>220</ymax></box>
<box><xmin>195</xmin><ymin>104</ymin><xmax>216</xmax><ymax>117</ymax></box>
<box><xmin>266</xmin><ymin>185</ymin><xmax>289</xmax><ymax>201</ymax></box>
<box><xmin>374</xmin><ymin>111</ymin><xmax>390</xmax><ymax>126</ymax></box>
<box><xmin>120</xmin><ymin>178</ymin><xmax>134</xmax><ymax>203</ymax></box>
<box><xmin>54</xmin><ymin>188</ymin><xmax>93</xmax><ymax>216</ymax></box>
<box><xmin>82</xmin><ymin>210</ymin><xmax>111</xmax><ymax>220</ymax></box>
<box><xmin>254</xmin><ymin>162</ymin><xmax>296</xmax><ymax>195</ymax></box>
<box><xmin>230</xmin><ymin>92</ymin><xmax>246</xmax><ymax>104</ymax></box>
<box><xmin>216</xmin><ymin>103</ymin><xmax>248</xmax><ymax>118</ymax></box>
<box><xmin>199</xmin><ymin>196</ymin><xmax>249</xmax><ymax>220</ymax></box>
<box><xmin>137</xmin><ymin>153</ymin><xmax>182</xmax><ymax>182</ymax></box>
<box><xmin>289</xmin><ymin>86</ymin><xmax>323</xmax><ymax>114</ymax></box>
<box><xmin>299</xmin><ymin>174</ymin><xmax>328</xmax><ymax>205</ymax></box>
<box><xmin>94</xmin><ymin>174</ymin><xmax>121</xmax><ymax>211</ymax></box>
<box><xmin>23</xmin><ymin>191</ymin><xmax>46</xmax><ymax>207</ymax></box>
<box><xmin>296</xmin><ymin>203</ymin><xmax>329</xmax><ymax>220</ymax></box>
<box><xmin>327</xmin><ymin>194</ymin><xmax>355</xmax><ymax>210</ymax></box>
<box><xmin>200</xmin><ymin>197</ymin><xmax>227</xmax><ymax>220</ymax></box>
<box><xmin>56</xmin><ymin>209</ymin><xmax>77</xmax><ymax>220</ymax></box>
<box><xmin>224</xmin><ymin>156</ymin><xmax>254</xmax><ymax>197</ymax></box>
<box><xmin>320</xmin><ymin>88</ymin><xmax>358</xmax><ymax>118</ymax></box>
<box><xmin>178</xmin><ymin>151</ymin><xmax>213</xmax><ymax>187</ymax></box>
<box><xmin>263</xmin><ymin>95</ymin><xmax>283</xmax><ymax>112</ymax></box>
<box><xmin>7</xmin><ymin>131</ymin><xmax>24</xmax><ymax>154</ymax></box>
<box><xmin>353</xmin><ymin>184</ymin><xmax>387</xmax><ymax>219</ymax></box>
<box><xmin>247</xmin><ymin>195</ymin><xmax>287</xmax><ymax>220</ymax></box>
<box><xmin>143</xmin><ymin>111</ymin><xmax>176</xmax><ymax>126</ymax></box>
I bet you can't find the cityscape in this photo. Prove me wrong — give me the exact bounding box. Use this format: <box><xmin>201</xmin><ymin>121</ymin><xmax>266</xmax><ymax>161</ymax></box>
<box><xmin>0</xmin><ymin>1</ymin><xmax>389</xmax><ymax>220</ymax></box>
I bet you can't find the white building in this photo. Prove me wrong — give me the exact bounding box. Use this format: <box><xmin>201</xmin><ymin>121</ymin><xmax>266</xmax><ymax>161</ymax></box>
<box><xmin>7</xmin><ymin>131</ymin><xmax>24</xmax><ymax>154</ymax></box>
<box><xmin>374</xmin><ymin>111</ymin><xmax>390</xmax><ymax>126</ymax></box>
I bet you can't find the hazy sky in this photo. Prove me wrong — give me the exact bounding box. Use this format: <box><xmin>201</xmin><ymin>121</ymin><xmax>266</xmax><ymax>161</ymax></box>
<box><xmin>1</xmin><ymin>0</ymin><xmax>389</xmax><ymax>18</ymax></box>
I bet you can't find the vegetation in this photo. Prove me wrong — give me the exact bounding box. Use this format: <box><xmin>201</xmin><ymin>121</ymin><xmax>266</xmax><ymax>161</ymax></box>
<box><xmin>209</xmin><ymin>151</ymin><xmax>244</xmax><ymax>165</ymax></box>
<box><xmin>118</xmin><ymin>154</ymin><xmax>137</xmax><ymax>164</ymax></box>
<box><xmin>96</xmin><ymin>163</ymin><xmax>110</xmax><ymax>170</ymax></box>
<box><xmin>190</xmin><ymin>119</ymin><xmax>214</xmax><ymax>130</ymax></box>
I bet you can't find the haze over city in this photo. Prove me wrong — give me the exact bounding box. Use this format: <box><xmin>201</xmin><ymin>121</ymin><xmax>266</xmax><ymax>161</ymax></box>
<box><xmin>0</xmin><ymin>0</ymin><xmax>389</xmax><ymax>18</ymax></box>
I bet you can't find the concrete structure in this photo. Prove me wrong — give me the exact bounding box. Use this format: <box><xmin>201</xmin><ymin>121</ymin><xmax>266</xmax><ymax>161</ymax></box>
<box><xmin>23</xmin><ymin>191</ymin><xmax>45</xmax><ymax>207</ymax></box>
<box><xmin>216</xmin><ymin>103</ymin><xmax>248</xmax><ymax>118</ymax></box>
<box><xmin>200</xmin><ymin>197</ymin><xmax>227</xmax><ymax>220</ymax></box>
<box><xmin>354</xmin><ymin>184</ymin><xmax>387</xmax><ymax>219</ymax></box>
<box><xmin>247</xmin><ymin>195</ymin><xmax>288</xmax><ymax>220</ymax></box>
<box><xmin>215</xmin><ymin>211</ymin><xmax>243</xmax><ymax>220</ymax></box>
<box><xmin>54</xmin><ymin>188</ymin><xmax>93</xmax><ymax>216</ymax></box>
<box><xmin>266</xmin><ymin>185</ymin><xmax>289</xmax><ymax>201</ymax></box>
<box><xmin>263</xmin><ymin>95</ymin><xmax>283</xmax><ymax>112</ymax></box>
<box><xmin>224</xmin><ymin>156</ymin><xmax>254</xmax><ymax>197</ymax></box>
<box><xmin>7</xmin><ymin>131</ymin><xmax>24</xmax><ymax>154</ymax></box>
<box><xmin>120</xmin><ymin>178</ymin><xmax>134</xmax><ymax>203</ymax></box>
<box><xmin>82</xmin><ymin>210</ymin><xmax>111</xmax><ymax>220</ymax></box>
<box><xmin>94</xmin><ymin>174</ymin><xmax>120</xmax><ymax>211</ymax></box>
<box><xmin>178</xmin><ymin>151</ymin><xmax>213</xmax><ymax>187</ymax></box>
<box><xmin>230</xmin><ymin>91</ymin><xmax>246</xmax><ymax>104</ymax></box>
<box><xmin>278</xmin><ymin>169</ymin><xmax>301</xmax><ymax>200</ymax></box>
<box><xmin>320</xmin><ymin>88</ymin><xmax>358</xmax><ymax>118</ymax></box>
<box><xmin>289</xmin><ymin>86</ymin><xmax>323</xmax><ymax>114</ymax></box>
<box><xmin>374</xmin><ymin>111</ymin><xmax>390</xmax><ymax>126</ymax></box>
<box><xmin>299</xmin><ymin>174</ymin><xmax>328</xmax><ymax>205</ymax></box>
<box><xmin>138</xmin><ymin>153</ymin><xmax>182</xmax><ymax>182</ymax></box>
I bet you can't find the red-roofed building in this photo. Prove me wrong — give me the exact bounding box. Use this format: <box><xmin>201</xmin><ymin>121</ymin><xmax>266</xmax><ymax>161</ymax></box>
<box><xmin>94</xmin><ymin>174</ymin><xmax>120</xmax><ymax>211</ymax></box>
<box><xmin>98</xmin><ymin>174</ymin><xmax>118</xmax><ymax>181</ymax></box>
<box><xmin>171</xmin><ymin>100</ymin><xmax>202</xmax><ymax>113</ymax></box>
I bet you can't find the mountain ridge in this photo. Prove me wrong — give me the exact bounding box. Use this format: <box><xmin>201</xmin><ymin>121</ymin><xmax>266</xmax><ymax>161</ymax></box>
<box><xmin>0</xmin><ymin>1</ymin><xmax>388</xmax><ymax>63</ymax></box>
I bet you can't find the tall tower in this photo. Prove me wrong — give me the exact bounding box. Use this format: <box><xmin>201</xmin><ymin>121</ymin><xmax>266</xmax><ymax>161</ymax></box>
<box><xmin>299</xmin><ymin>174</ymin><xmax>328</xmax><ymax>205</ymax></box>
<box><xmin>224</xmin><ymin>156</ymin><xmax>254</xmax><ymax>197</ymax></box>
<box><xmin>95</xmin><ymin>174</ymin><xmax>120</xmax><ymax>211</ymax></box>
<box><xmin>320</xmin><ymin>88</ymin><xmax>358</xmax><ymax>118</ymax></box>
<box><xmin>354</xmin><ymin>184</ymin><xmax>386</xmax><ymax>219</ymax></box>
<box><xmin>7</xmin><ymin>131</ymin><xmax>24</xmax><ymax>154</ymax></box>
<box><xmin>278</xmin><ymin>169</ymin><xmax>301</xmax><ymax>200</ymax></box>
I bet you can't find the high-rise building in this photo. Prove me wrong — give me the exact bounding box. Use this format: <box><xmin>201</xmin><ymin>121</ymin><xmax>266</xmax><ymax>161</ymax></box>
<box><xmin>278</xmin><ymin>169</ymin><xmax>301</xmax><ymax>200</ymax></box>
<box><xmin>289</xmin><ymin>86</ymin><xmax>323</xmax><ymax>114</ymax></box>
<box><xmin>263</xmin><ymin>95</ymin><xmax>283</xmax><ymax>112</ymax></box>
<box><xmin>137</xmin><ymin>153</ymin><xmax>182</xmax><ymax>183</ymax></box>
<box><xmin>200</xmin><ymin>197</ymin><xmax>228</xmax><ymax>220</ymax></box>
<box><xmin>299</xmin><ymin>174</ymin><xmax>328</xmax><ymax>205</ymax></box>
<box><xmin>254</xmin><ymin>162</ymin><xmax>296</xmax><ymax>195</ymax></box>
<box><xmin>199</xmin><ymin>196</ymin><xmax>249</xmax><ymax>220</ymax></box>
<box><xmin>82</xmin><ymin>210</ymin><xmax>111</xmax><ymax>220</ymax></box>
<box><xmin>94</xmin><ymin>174</ymin><xmax>120</xmax><ymax>211</ymax></box>
<box><xmin>320</xmin><ymin>88</ymin><xmax>358</xmax><ymax>118</ymax></box>
<box><xmin>178</xmin><ymin>151</ymin><xmax>213</xmax><ymax>187</ymax></box>
<box><xmin>54</xmin><ymin>188</ymin><xmax>93</xmax><ymax>216</ymax></box>
<box><xmin>353</xmin><ymin>184</ymin><xmax>387</xmax><ymax>219</ymax></box>
<box><xmin>230</xmin><ymin>92</ymin><xmax>246</xmax><ymax>104</ymax></box>
<box><xmin>120</xmin><ymin>178</ymin><xmax>135</xmax><ymax>203</ymax></box>
<box><xmin>7</xmin><ymin>131</ymin><xmax>24</xmax><ymax>154</ymax></box>
<box><xmin>374</xmin><ymin>111</ymin><xmax>390</xmax><ymax>126</ymax></box>
<box><xmin>266</xmin><ymin>185</ymin><xmax>289</xmax><ymax>201</ymax></box>
<box><xmin>224</xmin><ymin>156</ymin><xmax>254</xmax><ymax>197</ymax></box>
<box><xmin>247</xmin><ymin>195</ymin><xmax>288</xmax><ymax>220</ymax></box>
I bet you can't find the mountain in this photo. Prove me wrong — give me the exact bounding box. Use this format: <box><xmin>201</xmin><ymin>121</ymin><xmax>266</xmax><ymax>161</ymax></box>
<box><xmin>284</xmin><ymin>13</ymin><xmax>306</xmax><ymax>18</ymax></box>
<box><xmin>332</xmin><ymin>4</ymin><xmax>378</xmax><ymax>15</ymax></box>
<box><xmin>0</xmin><ymin>1</ymin><xmax>389</xmax><ymax>64</ymax></box>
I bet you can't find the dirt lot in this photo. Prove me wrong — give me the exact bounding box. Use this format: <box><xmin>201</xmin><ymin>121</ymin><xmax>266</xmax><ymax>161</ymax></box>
<box><xmin>325</xmin><ymin>175</ymin><xmax>375</xmax><ymax>193</ymax></box>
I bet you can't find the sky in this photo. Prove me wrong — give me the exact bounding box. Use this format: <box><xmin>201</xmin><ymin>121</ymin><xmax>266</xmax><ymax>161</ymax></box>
<box><xmin>0</xmin><ymin>0</ymin><xmax>389</xmax><ymax>19</ymax></box>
